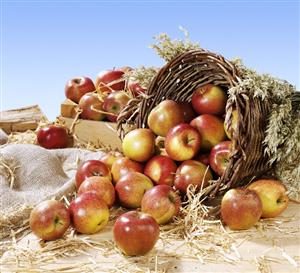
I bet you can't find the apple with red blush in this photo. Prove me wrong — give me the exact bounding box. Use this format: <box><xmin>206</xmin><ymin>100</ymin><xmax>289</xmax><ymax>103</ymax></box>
<box><xmin>95</xmin><ymin>70</ymin><xmax>125</xmax><ymax>94</ymax></box>
<box><xmin>209</xmin><ymin>141</ymin><xmax>232</xmax><ymax>177</ymax></box>
<box><xmin>37</xmin><ymin>125</ymin><xmax>71</xmax><ymax>149</ymax></box>
<box><xmin>178</xmin><ymin>102</ymin><xmax>196</xmax><ymax>123</ymax></box>
<box><xmin>78</xmin><ymin>92</ymin><xmax>105</xmax><ymax>121</ymax></box>
<box><xmin>99</xmin><ymin>151</ymin><xmax>123</xmax><ymax>170</ymax></box>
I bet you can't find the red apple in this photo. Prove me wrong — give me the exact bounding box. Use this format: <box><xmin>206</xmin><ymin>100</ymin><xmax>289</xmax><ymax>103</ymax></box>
<box><xmin>65</xmin><ymin>76</ymin><xmax>96</xmax><ymax>103</ymax></box>
<box><xmin>165</xmin><ymin>123</ymin><xmax>201</xmax><ymax>161</ymax></box>
<box><xmin>127</xmin><ymin>80</ymin><xmax>146</xmax><ymax>97</ymax></box>
<box><xmin>115</xmin><ymin>172</ymin><xmax>153</xmax><ymax>209</ymax></box>
<box><xmin>36</xmin><ymin>125</ymin><xmax>70</xmax><ymax>149</ymax></box>
<box><xmin>144</xmin><ymin>155</ymin><xmax>177</xmax><ymax>186</ymax></box>
<box><xmin>209</xmin><ymin>141</ymin><xmax>232</xmax><ymax>177</ymax></box>
<box><xmin>174</xmin><ymin>160</ymin><xmax>213</xmax><ymax>193</ymax></box>
<box><xmin>113</xmin><ymin>211</ymin><xmax>160</xmax><ymax>256</ymax></box>
<box><xmin>194</xmin><ymin>153</ymin><xmax>210</xmax><ymax>166</ymax></box>
<box><xmin>75</xmin><ymin>159</ymin><xmax>111</xmax><ymax>189</ymax></box>
<box><xmin>99</xmin><ymin>151</ymin><xmax>123</xmax><ymax>170</ymax></box>
<box><xmin>78</xmin><ymin>92</ymin><xmax>105</xmax><ymax>120</ymax></box>
<box><xmin>247</xmin><ymin>179</ymin><xmax>289</xmax><ymax>218</ymax></box>
<box><xmin>221</xmin><ymin>188</ymin><xmax>262</xmax><ymax>230</ymax></box>
<box><xmin>147</xmin><ymin>100</ymin><xmax>184</xmax><ymax>137</ymax></box>
<box><xmin>102</xmin><ymin>91</ymin><xmax>130</xmax><ymax>122</ymax></box>
<box><xmin>111</xmin><ymin>157</ymin><xmax>144</xmax><ymax>183</ymax></box>
<box><xmin>95</xmin><ymin>70</ymin><xmax>125</xmax><ymax>94</ymax></box>
<box><xmin>191</xmin><ymin>84</ymin><xmax>227</xmax><ymax>115</ymax></box>
<box><xmin>69</xmin><ymin>192</ymin><xmax>109</xmax><ymax>234</ymax></box>
<box><xmin>29</xmin><ymin>200</ymin><xmax>70</xmax><ymax>241</ymax></box>
<box><xmin>178</xmin><ymin>102</ymin><xmax>196</xmax><ymax>123</ymax></box>
<box><xmin>224</xmin><ymin>109</ymin><xmax>238</xmax><ymax>140</ymax></box>
<box><xmin>77</xmin><ymin>176</ymin><xmax>115</xmax><ymax>208</ymax></box>
<box><xmin>190</xmin><ymin>114</ymin><xmax>227</xmax><ymax>151</ymax></box>
<box><xmin>122</xmin><ymin>128</ymin><xmax>155</xmax><ymax>162</ymax></box>
<box><xmin>141</xmin><ymin>185</ymin><xmax>181</xmax><ymax>224</ymax></box>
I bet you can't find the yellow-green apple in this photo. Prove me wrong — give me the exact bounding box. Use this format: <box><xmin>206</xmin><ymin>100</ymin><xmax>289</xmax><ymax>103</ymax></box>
<box><xmin>95</xmin><ymin>70</ymin><xmax>125</xmax><ymax>94</ymax></box>
<box><xmin>77</xmin><ymin>176</ymin><xmax>115</xmax><ymax>208</ymax></box>
<box><xmin>29</xmin><ymin>200</ymin><xmax>70</xmax><ymax>241</ymax></box>
<box><xmin>144</xmin><ymin>155</ymin><xmax>177</xmax><ymax>186</ymax></box>
<box><xmin>113</xmin><ymin>211</ymin><xmax>159</xmax><ymax>256</ymax></box>
<box><xmin>37</xmin><ymin>125</ymin><xmax>70</xmax><ymax>149</ymax></box>
<box><xmin>165</xmin><ymin>123</ymin><xmax>201</xmax><ymax>161</ymax></box>
<box><xmin>190</xmin><ymin>114</ymin><xmax>226</xmax><ymax>151</ymax></box>
<box><xmin>209</xmin><ymin>141</ymin><xmax>232</xmax><ymax>177</ymax></box>
<box><xmin>191</xmin><ymin>84</ymin><xmax>227</xmax><ymax>115</ymax></box>
<box><xmin>69</xmin><ymin>192</ymin><xmax>109</xmax><ymax>234</ymax></box>
<box><xmin>75</xmin><ymin>159</ymin><xmax>111</xmax><ymax>189</ymax></box>
<box><xmin>122</xmin><ymin>129</ymin><xmax>155</xmax><ymax>162</ymax></box>
<box><xmin>224</xmin><ymin>109</ymin><xmax>238</xmax><ymax>139</ymax></box>
<box><xmin>115</xmin><ymin>172</ymin><xmax>153</xmax><ymax>209</ymax></box>
<box><xmin>178</xmin><ymin>102</ymin><xmax>196</xmax><ymax>123</ymax></box>
<box><xmin>174</xmin><ymin>160</ymin><xmax>213</xmax><ymax>193</ymax></box>
<box><xmin>147</xmin><ymin>100</ymin><xmax>184</xmax><ymax>137</ymax></box>
<box><xmin>221</xmin><ymin>188</ymin><xmax>262</xmax><ymax>230</ymax></box>
<box><xmin>247</xmin><ymin>179</ymin><xmax>289</xmax><ymax>218</ymax></box>
<box><xmin>102</xmin><ymin>91</ymin><xmax>130</xmax><ymax>122</ymax></box>
<box><xmin>99</xmin><ymin>151</ymin><xmax>123</xmax><ymax>170</ymax></box>
<box><xmin>78</xmin><ymin>92</ymin><xmax>105</xmax><ymax>120</ymax></box>
<box><xmin>111</xmin><ymin>157</ymin><xmax>144</xmax><ymax>183</ymax></box>
<box><xmin>65</xmin><ymin>76</ymin><xmax>96</xmax><ymax>103</ymax></box>
<box><xmin>141</xmin><ymin>185</ymin><xmax>181</xmax><ymax>224</ymax></box>
<box><xmin>194</xmin><ymin>153</ymin><xmax>210</xmax><ymax>166</ymax></box>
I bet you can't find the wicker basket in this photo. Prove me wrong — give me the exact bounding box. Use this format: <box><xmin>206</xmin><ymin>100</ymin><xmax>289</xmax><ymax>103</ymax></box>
<box><xmin>117</xmin><ymin>49</ymin><xmax>291</xmax><ymax>199</ymax></box>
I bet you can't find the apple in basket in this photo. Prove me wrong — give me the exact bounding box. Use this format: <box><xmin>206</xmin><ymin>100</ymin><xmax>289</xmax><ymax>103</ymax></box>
<box><xmin>221</xmin><ymin>188</ymin><xmax>262</xmax><ymax>230</ymax></box>
<box><xmin>95</xmin><ymin>69</ymin><xmax>125</xmax><ymax>94</ymax></box>
<box><xmin>191</xmin><ymin>84</ymin><xmax>227</xmax><ymax>115</ymax></box>
<box><xmin>78</xmin><ymin>176</ymin><xmax>116</xmax><ymax>208</ymax></box>
<box><xmin>247</xmin><ymin>179</ymin><xmax>289</xmax><ymax>218</ymax></box>
<box><xmin>29</xmin><ymin>200</ymin><xmax>70</xmax><ymax>240</ymax></box>
<box><xmin>174</xmin><ymin>160</ymin><xmax>213</xmax><ymax>193</ymax></box>
<box><xmin>69</xmin><ymin>192</ymin><xmax>109</xmax><ymax>234</ymax></box>
<box><xmin>78</xmin><ymin>92</ymin><xmax>105</xmax><ymax>121</ymax></box>
<box><xmin>165</xmin><ymin>123</ymin><xmax>201</xmax><ymax>161</ymax></box>
<box><xmin>36</xmin><ymin>124</ymin><xmax>70</xmax><ymax>149</ymax></box>
<box><xmin>178</xmin><ymin>102</ymin><xmax>197</xmax><ymax>123</ymax></box>
<box><xmin>99</xmin><ymin>151</ymin><xmax>123</xmax><ymax>170</ymax></box>
<box><xmin>122</xmin><ymin>128</ymin><xmax>156</xmax><ymax>162</ymax></box>
<box><xmin>127</xmin><ymin>78</ymin><xmax>146</xmax><ymax>97</ymax></box>
<box><xmin>147</xmin><ymin>100</ymin><xmax>184</xmax><ymax>137</ymax></box>
<box><xmin>115</xmin><ymin>172</ymin><xmax>153</xmax><ymax>209</ymax></box>
<box><xmin>65</xmin><ymin>76</ymin><xmax>96</xmax><ymax>103</ymax></box>
<box><xmin>113</xmin><ymin>211</ymin><xmax>160</xmax><ymax>256</ymax></box>
<box><xmin>141</xmin><ymin>185</ymin><xmax>181</xmax><ymax>225</ymax></box>
<box><xmin>190</xmin><ymin>114</ymin><xmax>227</xmax><ymax>151</ymax></box>
<box><xmin>194</xmin><ymin>153</ymin><xmax>210</xmax><ymax>166</ymax></box>
<box><xmin>102</xmin><ymin>91</ymin><xmax>131</xmax><ymax>122</ymax></box>
<box><xmin>75</xmin><ymin>159</ymin><xmax>111</xmax><ymax>189</ymax></box>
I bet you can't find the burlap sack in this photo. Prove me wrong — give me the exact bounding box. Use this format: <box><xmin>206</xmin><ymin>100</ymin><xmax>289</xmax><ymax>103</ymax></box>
<box><xmin>0</xmin><ymin>143</ymin><xmax>105</xmax><ymax>238</ymax></box>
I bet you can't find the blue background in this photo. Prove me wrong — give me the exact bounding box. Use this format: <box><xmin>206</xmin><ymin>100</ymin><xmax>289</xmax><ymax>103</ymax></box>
<box><xmin>1</xmin><ymin>0</ymin><xmax>299</xmax><ymax>120</ymax></box>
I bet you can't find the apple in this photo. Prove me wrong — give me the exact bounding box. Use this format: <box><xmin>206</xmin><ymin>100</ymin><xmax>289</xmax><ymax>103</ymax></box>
<box><xmin>69</xmin><ymin>192</ymin><xmax>109</xmax><ymax>234</ymax></box>
<box><xmin>147</xmin><ymin>100</ymin><xmax>184</xmax><ymax>137</ymax></box>
<box><xmin>144</xmin><ymin>155</ymin><xmax>177</xmax><ymax>186</ymax></box>
<box><xmin>95</xmin><ymin>70</ymin><xmax>125</xmax><ymax>94</ymax></box>
<box><xmin>113</xmin><ymin>211</ymin><xmax>160</xmax><ymax>256</ymax></box>
<box><xmin>65</xmin><ymin>76</ymin><xmax>96</xmax><ymax>103</ymax></box>
<box><xmin>29</xmin><ymin>200</ymin><xmax>70</xmax><ymax>241</ymax></box>
<box><xmin>127</xmin><ymin>80</ymin><xmax>146</xmax><ymax>97</ymax></box>
<box><xmin>111</xmin><ymin>157</ymin><xmax>144</xmax><ymax>184</ymax></box>
<box><xmin>122</xmin><ymin>128</ymin><xmax>155</xmax><ymax>162</ymax></box>
<box><xmin>141</xmin><ymin>185</ymin><xmax>181</xmax><ymax>224</ymax></box>
<box><xmin>77</xmin><ymin>176</ymin><xmax>115</xmax><ymax>208</ymax></box>
<box><xmin>194</xmin><ymin>153</ymin><xmax>210</xmax><ymax>166</ymax></box>
<box><xmin>78</xmin><ymin>92</ymin><xmax>105</xmax><ymax>121</ymax></box>
<box><xmin>209</xmin><ymin>141</ymin><xmax>232</xmax><ymax>177</ymax></box>
<box><xmin>224</xmin><ymin>109</ymin><xmax>238</xmax><ymax>140</ymax></box>
<box><xmin>174</xmin><ymin>160</ymin><xmax>213</xmax><ymax>193</ymax></box>
<box><xmin>247</xmin><ymin>179</ymin><xmax>289</xmax><ymax>218</ymax></box>
<box><xmin>221</xmin><ymin>188</ymin><xmax>262</xmax><ymax>230</ymax></box>
<box><xmin>102</xmin><ymin>91</ymin><xmax>130</xmax><ymax>122</ymax></box>
<box><xmin>115</xmin><ymin>172</ymin><xmax>153</xmax><ymax>209</ymax></box>
<box><xmin>165</xmin><ymin>123</ymin><xmax>201</xmax><ymax>161</ymax></box>
<box><xmin>99</xmin><ymin>151</ymin><xmax>123</xmax><ymax>170</ymax></box>
<box><xmin>178</xmin><ymin>102</ymin><xmax>196</xmax><ymax>123</ymax></box>
<box><xmin>191</xmin><ymin>84</ymin><xmax>227</xmax><ymax>115</ymax></box>
<box><xmin>75</xmin><ymin>159</ymin><xmax>111</xmax><ymax>189</ymax></box>
<box><xmin>190</xmin><ymin>114</ymin><xmax>226</xmax><ymax>151</ymax></box>
<box><xmin>36</xmin><ymin>125</ymin><xmax>70</xmax><ymax>149</ymax></box>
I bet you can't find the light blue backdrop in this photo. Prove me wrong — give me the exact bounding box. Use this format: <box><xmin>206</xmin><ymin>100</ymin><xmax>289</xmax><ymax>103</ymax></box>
<box><xmin>1</xmin><ymin>0</ymin><xmax>299</xmax><ymax>119</ymax></box>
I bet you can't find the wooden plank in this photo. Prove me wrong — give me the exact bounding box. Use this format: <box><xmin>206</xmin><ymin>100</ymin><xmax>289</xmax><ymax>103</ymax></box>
<box><xmin>60</xmin><ymin>99</ymin><xmax>78</xmax><ymax>118</ymax></box>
